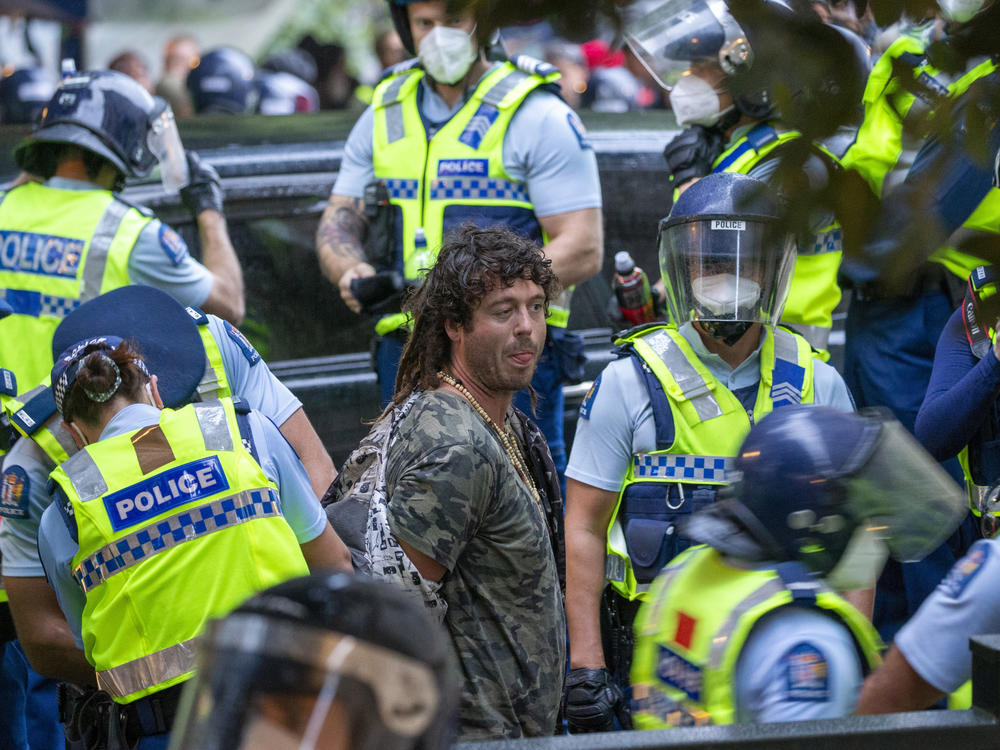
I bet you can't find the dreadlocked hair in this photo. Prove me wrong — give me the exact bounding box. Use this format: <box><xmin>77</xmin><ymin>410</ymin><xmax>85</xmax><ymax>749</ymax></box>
<box><xmin>392</xmin><ymin>224</ymin><xmax>560</xmax><ymax>405</ymax></box>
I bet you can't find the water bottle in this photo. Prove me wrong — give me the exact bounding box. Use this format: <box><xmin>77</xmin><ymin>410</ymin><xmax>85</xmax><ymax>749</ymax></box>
<box><xmin>613</xmin><ymin>251</ymin><xmax>656</xmax><ymax>326</ymax></box>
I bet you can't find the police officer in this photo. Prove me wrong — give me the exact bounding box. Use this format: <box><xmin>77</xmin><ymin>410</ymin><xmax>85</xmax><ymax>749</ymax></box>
<box><xmin>0</xmin><ymin>69</ymin><xmax>245</xmax><ymax>392</ymax></box>
<box><xmin>0</xmin><ymin>286</ymin><xmax>344</xmax><ymax>746</ymax></box>
<box><xmin>315</xmin><ymin>0</ymin><xmax>603</xmax><ymax>484</ymax></box>
<box><xmin>623</xmin><ymin>0</ymin><xmax>871</xmax><ymax>357</ymax></box>
<box><xmin>562</xmin><ymin>172</ymin><xmax>856</xmax><ymax>732</ymax></box>
<box><xmin>186</xmin><ymin>48</ymin><xmax>260</xmax><ymax>115</ymax></box>
<box><xmin>37</xmin><ymin>336</ymin><xmax>345</xmax><ymax>748</ymax></box>
<box><xmin>630</xmin><ymin>404</ymin><xmax>967</xmax><ymax>727</ymax></box>
<box><xmin>169</xmin><ymin>572</ymin><xmax>459</xmax><ymax>750</ymax></box>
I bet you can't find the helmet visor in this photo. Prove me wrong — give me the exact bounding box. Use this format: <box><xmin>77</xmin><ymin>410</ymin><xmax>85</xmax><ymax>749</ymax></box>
<box><xmin>623</xmin><ymin>0</ymin><xmax>747</xmax><ymax>89</ymax></box>
<box><xmin>842</xmin><ymin>412</ymin><xmax>968</xmax><ymax>563</ymax></box>
<box><xmin>168</xmin><ymin>615</ymin><xmax>440</xmax><ymax>750</ymax></box>
<box><xmin>147</xmin><ymin>100</ymin><xmax>188</xmax><ymax>193</ymax></box>
<box><xmin>658</xmin><ymin>214</ymin><xmax>795</xmax><ymax>326</ymax></box>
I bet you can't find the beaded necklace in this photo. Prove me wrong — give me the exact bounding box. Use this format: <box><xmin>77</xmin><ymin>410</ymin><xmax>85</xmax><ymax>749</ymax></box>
<box><xmin>437</xmin><ymin>371</ymin><xmax>541</xmax><ymax>506</ymax></box>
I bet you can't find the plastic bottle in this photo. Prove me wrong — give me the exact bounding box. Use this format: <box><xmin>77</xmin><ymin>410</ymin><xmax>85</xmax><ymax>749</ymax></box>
<box><xmin>613</xmin><ymin>251</ymin><xmax>656</xmax><ymax>326</ymax></box>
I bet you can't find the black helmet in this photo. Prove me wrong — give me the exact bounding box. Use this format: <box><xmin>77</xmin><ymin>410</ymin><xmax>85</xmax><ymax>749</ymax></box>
<box><xmin>14</xmin><ymin>70</ymin><xmax>176</xmax><ymax>179</ymax></box>
<box><xmin>685</xmin><ymin>406</ymin><xmax>967</xmax><ymax>589</ymax></box>
<box><xmin>0</xmin><ymin>67</ymin><xmax>58</xmax><ymax>125</ymax></box>
<box><xmin>170</xmin><ymin>573</ymin><xmax>459</xmax><ymax>750</ymax></box>
<box><xmin>186</xmin><ymin>47</ymin><xmax>259</xmax><ymax>114</ymax></box>
<box><xmin>388</xmin><ymin>0</ymin><xmax>420</xmax><ymax>56</ymax></box>
<box><xmin>658</xmin><ymin>172</ymin><xmax>796</xmax><ymax>342</ymax></box>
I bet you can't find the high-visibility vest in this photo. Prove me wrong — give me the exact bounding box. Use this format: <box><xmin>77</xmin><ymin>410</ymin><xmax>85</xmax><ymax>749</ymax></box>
<box><xmin>841</xmin><ymin>29</ymin><xmax>998</xmax><ymax>282</ymax></box>
<box><xmin>48</xmin><ymin>399</ymin><xmax>307</xmax><ymax>703</ymax></box>
<box><xmin>0</xmin><ymin>182</ymin><xmax>151</xmax><ymax>389</ymax></box>
<box><xmin>713</xmin><ymin>121</ymin><xmax>844</xmax><ymax>356</ymax></box>
<box><xmin>369</xmin><ymin>58</ymin><xmax>571</xmax><ymax>336</ymax></box>
<box><xmin>605</xmin><ymin>325</ymin><xmax>815</xmax><ymax>600</ymax></box>
<box><xmin>630</xmin><ymin>545</ymin><xmax>883</xmax><ymax>728</ymax></box>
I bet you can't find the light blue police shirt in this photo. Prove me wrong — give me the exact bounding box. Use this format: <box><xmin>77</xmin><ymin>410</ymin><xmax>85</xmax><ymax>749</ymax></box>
<box><xmin>332</xmin><ymin>63</ymin><xmax>602</xmax><ymax>218</ymax></box>
<box><xmin>47</xmin><ymin>177</ymin><xmax>213</xmax><ymax>307</ymax></box>
<box><xmin>37</xmin><ymin>402</ymin><xmax>326</xmax><ymax>648</ymax></box>
<box><xmin>0</xmin><ymin>314</ymin><xmax>302</xmax><ymax>577</ymax></box>
<box><xmin>733</xmin><ymin>604</ymin><xmax>864</xmax><ymax>721</ymax></box>
<box><xmin>565</xmin><ymin>323</ymin><xmax>856</xmax><ymax>493</ymax></box>
<box><xmin>895</xmin><ymin>539</ymin><xmax>1000</xmax><ymax>693</ymax></box>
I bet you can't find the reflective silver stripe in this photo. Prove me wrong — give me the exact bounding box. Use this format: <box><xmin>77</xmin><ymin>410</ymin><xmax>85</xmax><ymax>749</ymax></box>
<box><xmin>193</xmin><ymin>401</ymin><xmax>233</xmax><ymax>451</ymax></box>
<box><xmin>196</xmin><ymin>352</ymin><xmax>225</xmax><ymax>400</ymax></box>
<box><xmin>72</xmin><ymin>488</ymin><xmax>281</xmax><ymax>592</ymax></box>
<box><xmin>632</xmin><ymin>453</ymin><xmax>735</xmax><ymax>482</ymax></box>
<box><xmin>45</xmin><ymin>414</ymin><xmax>79</xmax><ymax>458</ymax></box>
<box><xmin>772</xmin><ymin>328</ymin><xmax>799</xmax><ymax>366</ymax></box>
<box><xmin>96</xmin><ymin>636</ymin><xmax>200</xmax><ymax>700</ymax></box>
<box><xmin>481</xmin><ymin>70</ymin><xmax>530</xmax><ymax>107</ymax></box>
<box><xmin>381</xmin><ymin>73</ymin><xmax>412</xmax><ymax>144</ymax></box>
<box><xmin>783</xmin><ymin>322</ymin><xmax>830</xmax><ymax>351</ymax></box>
<box><xmin>708</xmin><ymin>578</ymin><xmax>785</xmax><ymax>670</ymax></box>
<box><xmin>61</xmin><ymin>449</ymin><xmax>107</xmax><ymax>502</ymax></box>
<box><xmin>79</xmin><ymin>200</ymin><xmax>130</xmax><ymax>303</ymax></box>
<box><xmin>642</xmin><ymin>329</ymin><xmax>722</xmax><ymax>421</ymax></box>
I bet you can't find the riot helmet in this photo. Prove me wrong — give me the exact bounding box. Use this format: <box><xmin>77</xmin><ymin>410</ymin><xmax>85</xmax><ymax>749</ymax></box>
<box><xmin>389</xmin><ymin>0</ymin><xmax>421</xmax><ymax>56</ymax></box>
<box><xmin>14</xmin><ymin>70</ymin><xmax>187</xmax><ymax>192</ymax></box>
<box><xmin>186</xmin><ymin>47</ymin><xmax>259</xmax><ymax>115</ymax></box>
<box><xmin>168</xmin><ymin>573</ymin><xmax>458</xmax><ymax>750</ymax></box>
<box><xmin>0</xmin><ymin>67</ymin><xmax>58</xmax><ymax>125</ymax></box>
<box><xmin>255</xmin><ymin>71</ymin><xmax>320</xmax><ymax>115</ymax></box>
<box><xmin>658</xmin><ymin>172</ymin><xmax>795</xmax><ymax>344</ymax></box>
<box><xmin>685</xmin><ymin>406</ymin><xmax>968</xmax><ymax>590</ymax></box>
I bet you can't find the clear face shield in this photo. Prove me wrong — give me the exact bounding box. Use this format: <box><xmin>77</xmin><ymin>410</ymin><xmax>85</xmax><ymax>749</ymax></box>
<box><xmin>147</xmin><ymin>98</ymin><xmax>189</xmax><ymax>194</ymax></box>
<box><xmin>622</xmin><ymin>0</ymin><xmax>750</xmax><ymax>90</ymax></box>
<box><xmin>658</xmin><ymin>213</ymin><xmax>796</xmax><ymax>333</ymax></box>
<box><xmin>168</xmin><ymin>615</ymin><xmax>441</xmax><ymax>750</ymax></box>
<box><xmin>826</xmin><ymin>412</ymin><xmax>968</xmax><ymax>590</ymax></box>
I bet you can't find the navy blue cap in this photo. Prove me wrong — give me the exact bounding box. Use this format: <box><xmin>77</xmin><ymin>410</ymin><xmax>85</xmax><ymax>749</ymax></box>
<box><xmin>52</xmin><ymin>286</ymin><xmax>206</xmax><ymax>409</ymax></box>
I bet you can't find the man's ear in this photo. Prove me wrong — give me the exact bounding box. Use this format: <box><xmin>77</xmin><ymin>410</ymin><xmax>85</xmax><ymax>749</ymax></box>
<box><xmin>444</xmin><ymin>318</ymin><xmax>462</xmax><ymax>342</ymax></box>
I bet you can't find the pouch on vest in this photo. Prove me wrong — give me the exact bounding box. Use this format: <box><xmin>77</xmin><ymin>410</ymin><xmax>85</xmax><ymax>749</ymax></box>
<box><xmin>550</xmin><ymin>327</ymin><xmax>586</xmax><ymax>384</ymax></box>
<box><xmin>362</xmin><ymin>180</ymin><xmax>396</xmax><ymax>271</ymax></box>
<box><xmin>622</xmin><ymin>484</ymin><xmax>716</xmax><ymax>583</ymax></box>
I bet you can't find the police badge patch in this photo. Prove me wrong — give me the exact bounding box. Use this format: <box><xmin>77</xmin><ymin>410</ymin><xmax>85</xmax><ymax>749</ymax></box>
<box><xmin>158</xmin><ymin>224</ymin><xmax>189</xmax><ymax>266</ymax></box>
<box><xmin>224</xmin><ymin>321</ymin><xmax>262</xmax><ymax>366</ymax></box>
<box><xmin>784</xmin><ymin>643</ymin><xmax>829</xmax><ymax>701</ymax></box>
<box><xmin>1</xmin><ymin>466</ymin><xmax>30</xmax><ymax>519</ymax></box>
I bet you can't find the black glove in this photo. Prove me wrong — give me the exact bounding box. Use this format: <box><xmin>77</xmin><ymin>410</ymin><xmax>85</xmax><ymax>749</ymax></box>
<box><xmin>179</xmin><ymin>150</ymin><xmax>224</xmax><ymax>216</ymax></box>
<box><xmin>662</xmin><ymin>125</ymin><xmax>725</xmax><ymax>187</ymax></box>
<box><xmin>564</xmin><ymin>667</ymin><xmax>631</xmax><ymax>733</ymax></box>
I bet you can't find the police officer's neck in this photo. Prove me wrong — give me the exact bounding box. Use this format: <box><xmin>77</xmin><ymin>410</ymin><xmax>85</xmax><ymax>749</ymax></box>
<box><xmin>428</xmin><ymin>57</ymin><xmax>491</xmax><ymax>109</ymax></box>
<box><xmin>53</xmin><ymin>159</ymin><xmax>117</xmax><ymax>190</ymax></box>
<box><xmin>694</xmin><ymin>322</ymin><xmax>762</xmax><ymax>368</ymax></box>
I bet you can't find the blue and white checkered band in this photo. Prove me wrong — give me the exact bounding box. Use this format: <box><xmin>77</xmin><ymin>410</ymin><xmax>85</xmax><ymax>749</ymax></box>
<box><xmin>632</xmin><ymin>454</ymin><xmax>736</xmax><ymax>482</ymax></box>
<box><xmin>52</xmin><ymin>336</ymin><xmax>149</xmax><ymax>416</ymax></box>
<box><xmin>428</xmin><ymin>177</ymin><xmax>529</xmax><ymax>202</ymax></box>
<box><xmin>809</xmin><ymin>227</ymin><xmax>842</xmax><ymax>255</ymax></box>
<box><xmin>73</xmin><ymin>487</ymin><xmax>281</xmax><ymax>593</ymax></box>
<box><xmin>383</xmin><ymin>179</ymin><xmax>419</xmax><ymax>200</ymax></box>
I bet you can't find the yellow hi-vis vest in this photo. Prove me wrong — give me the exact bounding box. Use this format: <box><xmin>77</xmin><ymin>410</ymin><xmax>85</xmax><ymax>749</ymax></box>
<box><xmin>605</xmin><ymin>325</ymin><xmax>815</xmax><ymax>601</ymax></box>
<box><xmin>0</xmin><ymin>182</ymin><xmax>152</xmax><ymax>389</ymax></box>
<box><xmin>48</xmin><ymin>399</ymin><xmax>306</xmax><ymax>704</ymax></box>
<box><xmin>2</xmin><ymin>309</ymin><xmax>231</xmax><ymax>468</ymax></box>
<box><xmin>841</xmin><ymin>29</ymin><xmax>998</xmax><ymax>282</ymax></box>
<box><xmin>630</xmin><ymin>545</ymin><xmax>883</xmax><ymax>728</ymax></box>
<box><xmin>369</xmin><ymin>58</ymin><xmax>570</xmax><ymax>336</ymax></box>
<box><xmin>713</xmin><ymin>122</ymin><xmax>843</xmax><ymax>357</ymax></box>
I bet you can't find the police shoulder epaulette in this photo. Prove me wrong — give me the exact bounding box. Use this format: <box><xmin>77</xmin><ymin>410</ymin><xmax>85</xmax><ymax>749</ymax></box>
<box><xmin>111</xmin><ymin>193</ymin><xmax>155</xmax><ymax>217</ymax></box>
<box><xmin>185</xmin><ymin>306</ymin><xmax>210</xmax><ymax>326</ymax></box>
<box><xmin>0</xmin><ymin>369</ymin><xmax>16</xmax><ymax>398</ymax></box>
<box><xmin>231</xmin><ymin>397</ymin><xmax>251</xmax><ymax>415</ymax></box>
<box><xmin>378</xmin><ymin>57</ymin><xmax>421</xmax><ymax>84</ymax></box>
<box><xmin>511</xmin><ymin>54</ymin><xmax>559</xmax><ymax>79</ymax></box>
<box><xmin>9</xmin><ymin>388</ymin><xmax>58</xmax><ymax>436</ymax></box>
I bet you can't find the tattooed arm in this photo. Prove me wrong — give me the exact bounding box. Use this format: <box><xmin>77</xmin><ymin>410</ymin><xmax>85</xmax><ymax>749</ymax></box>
<box><xmin>315</xmin><ymin>193</ymin><xmax>372</xmax><ymax>314</ymax></box>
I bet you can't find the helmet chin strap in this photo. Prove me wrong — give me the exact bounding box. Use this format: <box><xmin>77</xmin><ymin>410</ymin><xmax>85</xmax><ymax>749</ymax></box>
<box><xmin>699</xmin><ymin>319</ymin><xmax>753</xmax><ymax>346</ymax></box>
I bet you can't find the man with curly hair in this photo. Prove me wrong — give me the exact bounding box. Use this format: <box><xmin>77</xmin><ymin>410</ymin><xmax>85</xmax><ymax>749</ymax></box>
<box><xmin>385</xmin><ymin>224</ymin><xmax>566</xmax><ymax>741</ymax></box>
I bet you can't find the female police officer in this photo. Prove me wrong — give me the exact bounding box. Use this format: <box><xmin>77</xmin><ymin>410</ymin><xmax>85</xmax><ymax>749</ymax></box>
<box><xmin>36</xmin><ymin>337</ymin><xmax>343</xmax><ymax>749</ymax></box>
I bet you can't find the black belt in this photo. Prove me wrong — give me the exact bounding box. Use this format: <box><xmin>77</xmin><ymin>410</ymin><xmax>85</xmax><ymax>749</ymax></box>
<box><xmin>122</xmin><ymin>683</ymin><xmax>184</xmax><ymax>743</ymax></box>
<box><xmin>852</xmin><ymin>262</ymin><xmax>953</xmax><ymax>302</ymax></box>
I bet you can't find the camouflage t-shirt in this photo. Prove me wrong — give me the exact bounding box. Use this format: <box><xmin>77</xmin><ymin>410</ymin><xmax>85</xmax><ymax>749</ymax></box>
<box><xmin>385</xmin><ymin>389</ymin><xmax>566</xmax><ymax>741</ymax></box>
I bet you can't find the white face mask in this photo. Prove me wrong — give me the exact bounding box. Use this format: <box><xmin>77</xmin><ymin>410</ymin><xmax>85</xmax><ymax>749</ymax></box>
<box><xmin>668</xmin><ymin>73</ymin><xmax>733</xmax><ymax>128</ymax></box>
<box><xmin>418</xmin><ymin>25</ymin><xmax>479</xmax><ymax>85</ymax></box>
<box><xmin>691</xmin><ymin>273</ymin><xmax>760</xmax><ymax>316</ymax></box>
<box><xmin>938</xmin><ymin>0</ymin><xmax>989</xmax><ymax>22</ymax></box>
